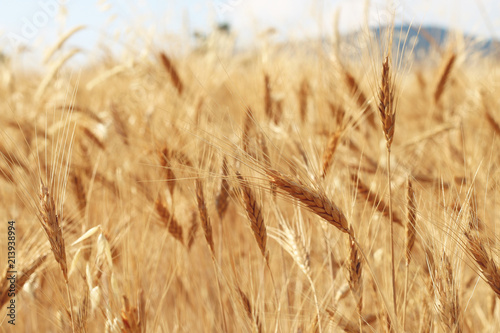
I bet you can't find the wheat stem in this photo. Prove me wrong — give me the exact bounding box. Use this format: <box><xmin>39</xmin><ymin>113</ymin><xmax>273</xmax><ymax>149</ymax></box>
<box><xmin>387</xmin><ymin>148</ymin><xmax>397</xmax><ymax>325</ymax></box>
<box><xmin>66</xmin><ymin>282</ymin><xmax>75</xmax><ymax>333</ymax></box>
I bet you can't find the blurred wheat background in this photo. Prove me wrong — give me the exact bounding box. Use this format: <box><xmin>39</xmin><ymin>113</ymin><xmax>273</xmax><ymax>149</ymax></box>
<box><xmin>0</xmin><ymin>1</ymin><xmax>500</xmax><ymax>332</ymax></box>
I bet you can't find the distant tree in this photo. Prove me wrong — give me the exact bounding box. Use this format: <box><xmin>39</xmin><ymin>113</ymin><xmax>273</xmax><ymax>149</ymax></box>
<box><xmin>217</xmin><ymin>22</ymin><xmax>231</xmax><ymax>34</ymax></box>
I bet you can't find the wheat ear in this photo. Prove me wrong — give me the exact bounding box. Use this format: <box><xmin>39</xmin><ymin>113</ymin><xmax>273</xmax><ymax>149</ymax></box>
<box><xmin>37</xmin><ymin>180</ymin><xmax>74</xmax><ymax>332</ymax></box>
<box><xmin>159</xmin><ymin>52</ymin><xmax>184</xmax><ymax>95</ymax></box>
<box><xmin>321</xmin><ymin>129</ymin><xmax>342</xmax><ymax>178</ymax></box>
<box><xmin>155</xmin><ymin>194</ymin><xmax>184</xmax><ymax>244</ymax></box>
<box><xmin>434</xmin><ymin>53</ymin><xmax>456</xmax><ymax>105</ymax></box>
<box><xmin>195</xmin><ymin>179</ymin><xmax>229</xmax><ymax>331</ymax></box>
<box><xmin>215</xmin><ymin>156</ymin><xmax>230</xmax><ymax>220</ymax></box>
<box><xmin>0</xmin><ymin>254</ymin><xmax>47</xmax><ymax>308</ymax></box>
<box><xmin>265</xmin><ymin>168</ymin><xmax>350</xmax><ymax>234</ymax></box>
<box><xmin>298</xmin><ymin>78</ymin><xmax>309</xmax><ymax>122</ymax></box>
<box><xmin>236</xmin><ymin>172</ymin><xmax>267</xmax><ymax>259</ymax></box>
<box><xmin>403</xmin><ymin>177</ymin><xmax>417</xmax><ymax>330</ymax></box>
<box><xmin>377</xmin><ymin>55</ymin><xmax>398</xmax><ymax>324</ymax></box>
<box><xmin>195</xmin><ymin>179</ymin><xmax>215</xmax><ymax>255</ymax></box>
<box><xmin>464</xmin><ymin>200</ymin><xmax>500</xmax><ymax>298</ymax></box>
<box><xmin>347</xmin><ymin>231</ymin><xmax>363</xmax><ymax>328</ymax></box>
<box><xmin>264</xmin><ymin>73</ymin><xmax>273</xmax><ymax>120</ymax></box>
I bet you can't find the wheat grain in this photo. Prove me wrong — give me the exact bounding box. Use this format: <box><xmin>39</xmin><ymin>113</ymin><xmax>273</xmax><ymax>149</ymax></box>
<box><xmin>159</xmin><ymin>52</ymin><xmax>184</xmax><ymax>95</ymax></box>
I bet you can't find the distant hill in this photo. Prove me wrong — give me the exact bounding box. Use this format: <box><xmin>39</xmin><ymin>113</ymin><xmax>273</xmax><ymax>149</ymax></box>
<box><xmin>341</xmin><ymin>24</ymin><xmax>500</xmax><ymax>60</ymax></box>
<box><xmin>204</xmin><ymin>24</ymin><xmax>500</xmax><ymax>63</ymax></box>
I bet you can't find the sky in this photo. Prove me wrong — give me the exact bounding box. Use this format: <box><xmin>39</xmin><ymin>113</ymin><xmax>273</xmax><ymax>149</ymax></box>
<box><xmin>0</xmin><ymin>0</ymin><xmax>499</xmax><ymax>60</ymax></box>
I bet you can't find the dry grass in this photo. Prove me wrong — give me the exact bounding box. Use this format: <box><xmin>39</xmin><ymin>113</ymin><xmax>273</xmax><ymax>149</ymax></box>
<box><xmin>1</xmin><ymin>16</ymin><xmax>500</xmax><ymax>333</ymax></box>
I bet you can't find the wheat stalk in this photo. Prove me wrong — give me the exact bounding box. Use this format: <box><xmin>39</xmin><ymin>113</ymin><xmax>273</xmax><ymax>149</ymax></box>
<box><xmin>0</xmin><ymin>254</ymin><xmax>47</xmax><ymax>308</ymax></box>
<box><xmin>195</xmin><ymin>179</ymin><xmax>215</xmax><ymax>255</ymax></box>
<box><xmin>236</xmin><ymin>172</ymin><xmax>268</xmax><ymax>259</ymax></box>
<box><xmin>159</xmin><ymin>52</ymin><xmax>184</xmax><ymax>95</ymax></box>
<box><xmin>434</xmin><ymin>53</ymin><xmax>456</xmax><ymax>105</ymax></box>
<box><xmin>465</xmin><ymin>230</ymin><xmax>500</xmax><ymax>298</ymax></box>
<box><xmin>187</xmin><ymin>209</ymin><xmax>199</xmax><ymax>250</ymax></box>
<box><xmin>215</xmin><ymin>156</ymin><xmax>230</xmax><ymax>220</ymax></box>
<box><xmin>403</xmin><ymin>177</ymin><xmax>417</xmax><ymax>330</ymax></box>
<box><xmin>155</xmin><ymin>194</ymin><xmax>184</xmax><ymax>244</ymax></box>
<box><xmin>264</xmin><ymin>73</ymin><xmax>273</xmax><ymax>121</ymax></box>
<box><xmin>347</xmin><ymin>233</ymin><xmax>363</xmax><ymax>323</ymax></box>
<box><xmin>37</xmin><ymin>180</ymin><xmax>74</xmax><ymax>331</ymax></box>
<box><xmin>321</xmin><ymin>129</ymin><xmax>342</xmax><ymax>178</ymax></box>
<box><xmin>35</xmin><ymin>48</ymin><xmax>80</xmax><ymax>101</ymax></box>
<box><xmin>71</xmin><ymin>170</ymin><xmax>87</xmax><ymax>220</ymax></box>
<box><xmin>377</xmin><ymin>54</ymin><xmax>398</xmax><ymax>324</ymax></box>
<box><xmin>298</xmin><ymin>78</ymin><xmax>309</xmax><ymax>122</ymax></box>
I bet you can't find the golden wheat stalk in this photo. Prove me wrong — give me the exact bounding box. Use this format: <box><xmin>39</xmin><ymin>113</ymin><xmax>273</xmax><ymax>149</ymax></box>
<box><xmin>403</xmin><ymin>177</ymin><xmax>417</xmax><ymax>331</ymax></box>
<box><xmin>265</xmin><ymin>168</ymin><xmax>350</xmax><ymax>234</ymax></box>
<box><xmin>75</xmin><ymin>287</ymin><xmax>90</xmax><ymax>333</ymax></box>
<box><xmin>110</xmin><ymin>104</ymin><xmax>129</xmax><ymax>146</ymax></box>
<box><xmin>187</xmin><ymin>210</ymin><xmax>199</xmax><ymax>250</ymax></box>
<box><xmin>347</xmin><ymin>234</ymin><xmax>363</xmax><ymax>318</ymax></box>
<box><xmin>215</xmin><ymin>157</ymin><xmax>230</xmax><ymax>220</ymax></box>
<box><xmin>159</xmin><ymin>52</ymin><xmax>184</xmax><ymax>95</ymax></box>
<box><xmin>298</xmin><ymin>78</ymin><xmax>309</xmax><ymax>122</ymax></box>
<box><xmin>236</xmin><ymin>172</ymin><xmax>268</xmax><ymax>259</ymax></box>
<box><xmin>0</xmin><ymin>254</ymin><xmax>47</xmax><ymax>308</ymax></box>
<box><xmin>465</xmin><ymin>200</ymin><xmax>500</xmax><ymax>299</ymax></box>
<box><xmin>435</xmin><ymin>253</ymin><xmax>461</xmax><ymax>331</ymax></box>
<box><xmin>377</xmin><ymin>54</ymin><xmax>398</xmax><ymax>324</ymax></box>
<box><xmin>264</xmin><ymin>73</ymin><xmax>273</xmax><ymax>121</ymax></box>
<box><xmin>38</xmin><ymin>181</ymin><xmax>69</xmax><ymax>282</ymax></box>
<box><xmin>71</xmin><ymin>170</ymin><xmax>87</xmax><ymax>220</ymax></box>
<box><xmin>464</xmin><ymin>231</ymin><xmax>500</xmax><ymax>298</ymax></box>
<box><xmin>434</xmin><ymin>53</ymin><xmax>456</xmax><ymax>105</ymax></box>
<box><xmin>377</xmin><ymin>56</ymin><xmax>396</xmax><ymax>149</ymax></box>
<box><xmin>155</xmin><ymin>194</ymin><xmax>184</xmax><ymax>244</ymax></box>
<box><xmin>242</xmin><ymin>107</ymin><xmax>255</xmax><ymax>155</ymax></box>
<box><xmin>269</xmin><ymin>216</ymin><xmax>321</xmax><ymax>329</ymax></box>
<box><xmin>37</xmin><ymin>180</ymin><xmax>75</xmax><ymax>331</ymax></box>
<box><xmin>321</xmin><ymin>129</ymin><xmax>342</xmax><ymax>178</ymax></box>
<box><xmin>195</xmin><ymin>179</ymin><xmax>215</xmax><ymax>255</ymax></box>
<box><xmin>35</xmin><ymin>48</ymin><xmax>80</xmax><ymax>101</ymax></box>
<box><xmin>257</xmin><ymin>133</ymin><xmax>276</xmax><ymax>197</ymax></box>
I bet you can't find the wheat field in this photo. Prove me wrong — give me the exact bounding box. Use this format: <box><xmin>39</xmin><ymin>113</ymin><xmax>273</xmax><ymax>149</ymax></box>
<box><xmin>0</xmin><ymin>19</ymin><xmax>499</xmax><ymax>332</ymax></box>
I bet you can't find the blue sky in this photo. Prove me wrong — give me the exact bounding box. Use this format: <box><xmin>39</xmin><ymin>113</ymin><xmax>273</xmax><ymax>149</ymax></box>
<box><xmin>1</xmin><ymin>0</ymin><xmax>499</xmax><ymax>58</ymax></box>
